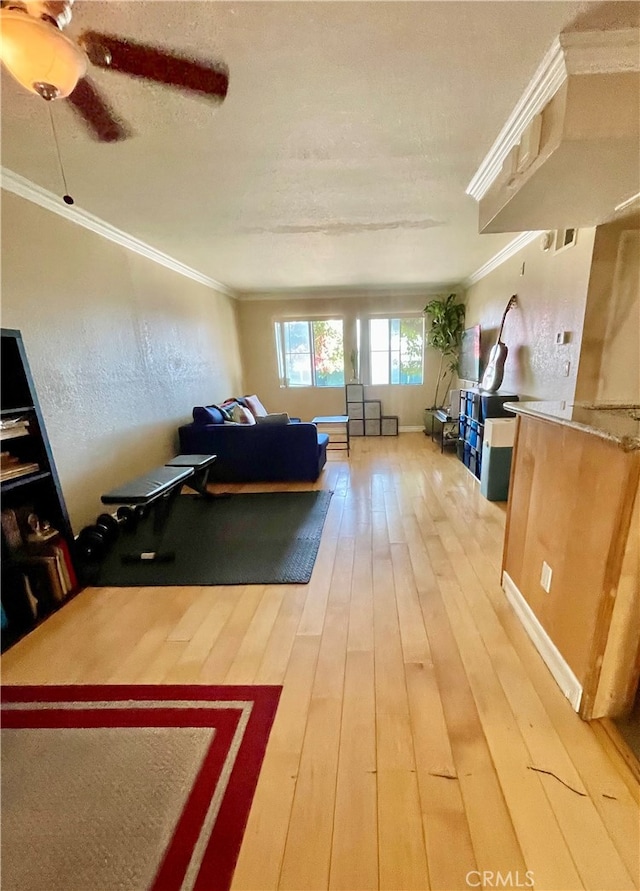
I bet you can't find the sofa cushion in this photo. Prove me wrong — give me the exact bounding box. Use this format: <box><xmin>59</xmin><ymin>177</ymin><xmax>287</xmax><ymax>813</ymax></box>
<box><xmin>244</xmin><ymin>394</ymin><xmax>269</xmax><ymax>418</ymax></box>
<box><xmin>232</xmin><ymin>404</ymin><xmax>257</xmax><ymax>425</ymax></box>
<box><xmin>255</xmin><ymin>412</ymin><xmax>290</xmax><ymax>426</ymax></box>
<box><xmin>193</xmin><ymin>405</ymin><xmax>225</xmax><ymax>425</ymax></box>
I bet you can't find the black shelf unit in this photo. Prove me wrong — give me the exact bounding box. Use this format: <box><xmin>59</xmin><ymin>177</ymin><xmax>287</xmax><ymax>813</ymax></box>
<box><xmin>1</xmin><ymin>329</ymin><xmax>79</xmax><ymax>652</ymax></box>
<box><xmin>457</xmin><ymin>388</ymin><xmax>518</xmax><ymax>481</ymax></box>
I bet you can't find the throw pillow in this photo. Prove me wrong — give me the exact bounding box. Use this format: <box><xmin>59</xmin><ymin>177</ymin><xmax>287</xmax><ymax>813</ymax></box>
<box><xmin>244</xmin><ymin>395</ymin><xmax>269</xmax><ymax>418</ymax></box>
<box><xmin>255</xmin><ymin>412</ymin><xmax>290</xmax><ymax>426</ymax></box>
<box><xmin>218</xmin><ymin>400</ymin><xmax>240</xmax><ymax>421</ymax></box>
<box><xmin>193</xmin><ymin>406</ymin><xmax>225</xmax><ymax>425</ymax></box>
<box><xmin>232</xmin><ymin>404</ymin><xmax>257</xmax><ymax>425</ymax></box>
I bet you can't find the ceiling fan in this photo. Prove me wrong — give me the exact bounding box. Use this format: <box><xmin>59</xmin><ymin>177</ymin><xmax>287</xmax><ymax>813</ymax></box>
<box><xmin>0</xmin><ymin>0</ymin><xmax>229</xmax><ymax>142</ymax></box>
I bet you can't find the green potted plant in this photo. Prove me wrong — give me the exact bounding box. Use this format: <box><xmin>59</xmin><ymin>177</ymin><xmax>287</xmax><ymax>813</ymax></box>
<box><xmin>423</xmin><ymin>293</ymin><xmax>466</xmax><ymax>409</ymax></box>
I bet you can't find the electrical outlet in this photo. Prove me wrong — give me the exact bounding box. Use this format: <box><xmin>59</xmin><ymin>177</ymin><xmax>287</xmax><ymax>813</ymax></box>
<box><xmin>540</xmin><ymin>561</ymin><xmax>553</xmax><ymax>593</ymax></box>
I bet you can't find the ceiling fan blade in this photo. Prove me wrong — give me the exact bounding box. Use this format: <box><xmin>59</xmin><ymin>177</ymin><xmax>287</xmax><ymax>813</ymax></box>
<box><xmin>80</xmin><ymin>31</ymin><xmax>229</xmax><ymax>101</ymax></box>
<box><xmin>67</xmin><ymin>76</ymin><xmax>130</xmax><ymax>142</ymax></box>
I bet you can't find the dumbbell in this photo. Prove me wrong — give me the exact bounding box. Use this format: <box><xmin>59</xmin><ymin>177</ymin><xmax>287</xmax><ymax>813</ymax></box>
<box><xmin>76</xmin><ymin>507</ymin><xmax>138</xmax><ymax>562</ymax></box>
<box><xmin>98</xmin><ymin>507</ymin><xmax>140</xmax><ymax>535</ymax></box>
<box><xmin>76</xmin><ymin>521</ymin><xmax>114</xmax><ymax>563</ymax></box>
<box><xmin>115</xmin><ymin>505</ymin><xmax>138</xmax><ymax>532</ymax></box>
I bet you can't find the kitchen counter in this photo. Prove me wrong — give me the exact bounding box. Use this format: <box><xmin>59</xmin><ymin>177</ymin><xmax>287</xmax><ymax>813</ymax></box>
<box><xmin>503</xmin><ymin>401</ymin><xmax>640</xmax><ymax>451</ymax></box>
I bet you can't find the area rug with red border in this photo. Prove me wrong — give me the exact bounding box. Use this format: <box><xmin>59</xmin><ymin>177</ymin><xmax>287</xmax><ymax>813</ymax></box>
<box><xmin>1</xmin><ymin>684</ymin><xmax>281</xmax><ymax>891</ymax></box>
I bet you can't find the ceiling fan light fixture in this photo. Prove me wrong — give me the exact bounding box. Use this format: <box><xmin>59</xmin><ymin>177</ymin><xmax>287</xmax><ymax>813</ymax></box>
<box><xmin>0</xmin><ymin>8</ymin><xmax>86</xmax><ymax>99</ymax></box>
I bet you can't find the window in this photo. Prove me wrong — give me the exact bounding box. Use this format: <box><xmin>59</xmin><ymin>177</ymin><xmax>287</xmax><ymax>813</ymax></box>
<box><xmin>369</xmin><ymin>317</ymin><xmax>424</xmax><ymax>385</ymax></box>
<box><xmin>275</xmin><ymin>319</ymin><xmax>345</xmax><ymax>387</ymax></box>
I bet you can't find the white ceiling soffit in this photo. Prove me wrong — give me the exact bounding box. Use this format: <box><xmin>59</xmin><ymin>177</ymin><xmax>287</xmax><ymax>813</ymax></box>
<box><xmin>467</xmin><ymin>27</ymin><xmax>640</xmax><ymax>202</ymax></box>
<box><xmin>1</xmin><ymin>167</ymin><xmax>236</xmax><ymax>296</ymax></box>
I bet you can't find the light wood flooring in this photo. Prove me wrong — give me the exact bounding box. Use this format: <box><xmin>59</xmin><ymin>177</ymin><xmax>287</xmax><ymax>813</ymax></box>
<box><xmin>2</xmin><ymin>433</ymin><xmax>639</xmax><ymax>891</ymax></box>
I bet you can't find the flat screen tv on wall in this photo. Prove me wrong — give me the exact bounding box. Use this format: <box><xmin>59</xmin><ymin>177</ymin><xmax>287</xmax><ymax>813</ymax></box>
<box><xmin>458</xmin><ymin>325</ymin><xmax>481</xmax><ymax>384</ymax></box>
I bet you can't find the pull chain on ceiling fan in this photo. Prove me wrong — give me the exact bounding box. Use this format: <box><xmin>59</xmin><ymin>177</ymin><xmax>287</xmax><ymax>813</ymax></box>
<box><xmin>0</xmin><ymin>0</ymin><xmax>229</xmax><ymax>142</ymax></box>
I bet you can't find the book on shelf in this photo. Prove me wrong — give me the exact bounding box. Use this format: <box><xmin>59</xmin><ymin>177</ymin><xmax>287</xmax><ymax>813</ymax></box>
<box><xmin>2</xmin><ymin>567</ymin><xmax>39</xmax><ymax>628</ymax></box>
<box><xmin>21</xmin><ymin>574</ymin><xmax>39</xmax><ymax>619</ymax></box>
<box><xmin>54</xmin><ymin>538</ymin><xmax>78</xmax><ymax>591</ymax></box>
<box><xmin>0</xmin><ymin>419</ymin><xmax>30</xmax><ymax>441</ymax></box>
<box><xmin>16</xmin><ymin>554</ymin><xmax>65</xmax><ymax>604</ymax></box>
<box><xmin>1</xmin><ymin>508</ymin><xmax>23</xmax><ymax>551</ymax></box>
<box><xmin>0</xmin><ymin>462</ymin><xmax>40</xmax><ymax>482</ymax></box>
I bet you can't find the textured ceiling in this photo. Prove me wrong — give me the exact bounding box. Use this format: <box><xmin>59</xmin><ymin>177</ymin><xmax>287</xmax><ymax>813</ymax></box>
<box><xmin>0</xmin><ymin>0</ymin><xmax>593</xmax><ymax>293</ymax></box>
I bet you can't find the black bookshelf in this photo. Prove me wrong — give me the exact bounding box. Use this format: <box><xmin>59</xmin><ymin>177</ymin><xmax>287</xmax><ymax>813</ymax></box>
<box><xmin>1</xmin><ymin>329</ymin><xmax>79</xmax><ymax>651</ymax></box>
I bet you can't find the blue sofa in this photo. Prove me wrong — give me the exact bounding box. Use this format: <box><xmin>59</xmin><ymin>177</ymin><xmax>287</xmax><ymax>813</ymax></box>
<box><xmin>178</xmin><ymin>406</ymin><xmax>329</xmax><ymax>483</ymax></box>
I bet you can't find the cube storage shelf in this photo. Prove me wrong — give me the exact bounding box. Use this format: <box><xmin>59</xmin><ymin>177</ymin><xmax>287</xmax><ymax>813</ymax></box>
<box><xmin>345</xmin><ymin>386</ymin><xmax>398</xmax><ymax>437</ymax></box>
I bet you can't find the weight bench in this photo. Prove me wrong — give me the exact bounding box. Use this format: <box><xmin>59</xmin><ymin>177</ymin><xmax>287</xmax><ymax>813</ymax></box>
<box><xmin>164</xmin><ymin>454</ymin><xmax>220</xmax><ymax>499</ymax></box>
<box><xmin>101</xmin><ymin>465</ymin><xmax>195</xmax><ymax>565</ymax></box>
<box><xmin>100</xmin><ymin>454</ymin><xmax>217</xmax><ymax>564</ymax></box>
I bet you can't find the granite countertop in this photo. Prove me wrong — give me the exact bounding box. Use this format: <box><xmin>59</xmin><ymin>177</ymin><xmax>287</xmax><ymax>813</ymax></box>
<box><xmin>503</xmin><ymin>401</ymin><xmax>640</xmax><ymax>451</ymax></box>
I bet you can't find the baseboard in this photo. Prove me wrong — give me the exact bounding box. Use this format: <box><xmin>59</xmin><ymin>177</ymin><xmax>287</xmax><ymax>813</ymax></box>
<box><xmin>502</xmin><ymin>571</ymin><xmax>583</xmax><ymax>711</ymax></box>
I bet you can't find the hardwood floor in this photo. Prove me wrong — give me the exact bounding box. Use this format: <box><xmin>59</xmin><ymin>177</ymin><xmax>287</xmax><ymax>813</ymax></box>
<box><xmin>2</xmin><ymin>433</ymin><xmax>638</xmax><ymax>891</ymax></box>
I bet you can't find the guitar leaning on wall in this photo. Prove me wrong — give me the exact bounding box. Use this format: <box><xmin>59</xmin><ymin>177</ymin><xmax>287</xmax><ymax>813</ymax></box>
<box><xmin>480</xmin><ymin>295</ymin><xmax>518</xmax><ymax>392</ymax></box>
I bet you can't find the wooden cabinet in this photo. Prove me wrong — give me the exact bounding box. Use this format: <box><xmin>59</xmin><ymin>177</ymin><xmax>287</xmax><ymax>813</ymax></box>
<box><xmin>1</xmin><ymin>328</ymin><xmax>78</xmax><ymax>651</ymax></box>
<box><xmin>502</xmin><ymin>407</ymin><xmax>640</xmax><ymax>719</ymax></box>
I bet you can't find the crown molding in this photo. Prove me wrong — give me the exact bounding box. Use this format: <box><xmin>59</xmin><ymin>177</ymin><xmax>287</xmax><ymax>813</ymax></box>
<box><xmin>466</xmin><ymin>37</ymin><xmax>565</xmax><ymax>201</ymax></box>
<box><xmin>560</xmin><ymin>27</ymin><xmax>640</xmax><ymax>76</ymax></box>
<box><xmin>462</xmin><ymin>231</ymin><xmax>542</xmax><ymax>288</ymax></box>
<box><xmin>0</xmin><ymin>167</ymin><xmax>236</xmax><ymax>297</ymax></box>
<box><xmin>466</xmin><ymin>28</ymin><xmax>640</xmax><ymax>202</ymax></box>
<box><xmin>235</xmin><ymin>282</ymin><xmax>461</xmax><ymax>302</ymax></box>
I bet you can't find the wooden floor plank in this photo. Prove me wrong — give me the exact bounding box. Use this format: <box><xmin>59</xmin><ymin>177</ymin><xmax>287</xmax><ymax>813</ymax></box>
<box><xmin>279</xmin><ymin>517</ymin><xmax>353</xmax><ymax>890</ymax></box>
<box><xmin>330</xmin><ymin>649</ymin><xmax>378</xmax><ymax>891</ymax></box>
<box><xmin>254</xmin><ymin>587</ymin><xmax>307</xmax><ymax>685</ymax></box>
<box><xmin>197</xmin><ymin>585</ymin><xmax>265</xmax><ymax>683</ymax></box>
<box><xmin>224</xmin><ymin>586</ymin><xmax>286</xmax><ymax>685</ymax></box>
<box><xmin>373</xmin><ymin>546</ymin><xmax>430</xmax><ymax>890</ymax></box>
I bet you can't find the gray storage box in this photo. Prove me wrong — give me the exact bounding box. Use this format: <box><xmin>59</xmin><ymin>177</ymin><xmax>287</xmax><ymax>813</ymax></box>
<box><xmin>381</xmin><ymin>416</ymin><xmax>399</xmax><ymax>436</ymax></box>
<box><xmin>365</xmin><ymin>418</ymin><xmax>381</xmax><ymax>436</ymax></box>
<box><xmin>364</xmin><ymin>400</ymin><xmax>382</xmax><ymax>419</ymax></box>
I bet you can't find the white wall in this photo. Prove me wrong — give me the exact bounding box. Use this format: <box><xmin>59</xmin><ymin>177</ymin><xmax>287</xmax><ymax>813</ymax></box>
<box><xmin>575</xmin><ymin>217</ymin><xmax>640</xmax><ymax>403</ymax></box>
<box><xmin>1</xmin><ymin>192</ymin><xmax>243</xmax><ymax>531</ymax></box>
<box><xmin>464</xmin><ymin>229</ymin><xmax>596</xmax><ymax>401</ymax></box>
